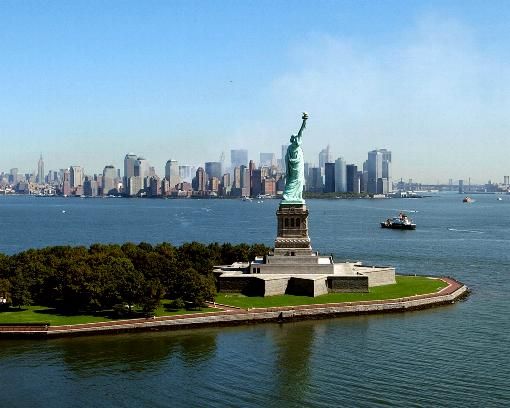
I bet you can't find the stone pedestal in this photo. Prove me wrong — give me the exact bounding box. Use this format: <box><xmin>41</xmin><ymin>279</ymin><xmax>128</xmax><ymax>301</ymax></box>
<box><xmin>274</xmin><ymin>204</ymin><xmax>312</xmax><ymax>256</ymax></box>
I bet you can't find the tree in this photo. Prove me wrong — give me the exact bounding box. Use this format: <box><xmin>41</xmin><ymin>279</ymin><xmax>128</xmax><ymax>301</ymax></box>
<box><xmin>140</xmin><ymin>279</ymin><xmax>165</xmax><ymax>316</ymax></box>
<box><xmin>10</xmin><ymin>272</ymin><xmax>32</xmax><ymax>309</ymax></box>
<box><xmin>0</xmin><ymin>278</ymin><xmax>12</xmax><ymax>308</ymax></box>
<box><xmin>113</xmin><ymin>263</ymin><xmax>145</xmax><ymax>313</ymax></box>
<box><xmin>180</xmin><ymin>268</ymin><xmax>216</xmax><ymax>309</ymax></box>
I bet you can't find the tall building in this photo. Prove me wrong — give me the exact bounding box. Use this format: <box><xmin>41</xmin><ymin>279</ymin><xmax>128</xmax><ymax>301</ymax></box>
<box><xmin>260</xmin><ymin>153</ymin><xmax>276</xmax><ymax>167</ymax></box>
<box><xmin>178</xmin><ymin>165</ymin><xmax>193</xmax><ymax>182</ymax></box>
<box><xmin>83</xmin><ymin>176</ymin><xmax>98</xmax><ymax>197</ymax></box>
<box><xmin>136</xmin><ymin>157</ymin><xmax>151</xmax><ymax>179</ymax></box>
<box><xmin>102</xmin><ymin>165</ymin><xmax>117</xmax><ymax>195</ymax></box>
<box><xmin>137</xmin><ymin>157</ymin><xmax>152</xmax><ymax>194</ymax></box>
<box><xmin>346</xmin><ymin>164</ymin><xmax>359</xmax><ymax>193</ymax></box>
<box><xmin>324</xmin><ymin>162</ymin><xmax>335</xmax><ymax>193</ymax></box>
<box><xmin>367</xmin><ymin>149</ymin><xmax>392</xmax><ymax>194</ymax></box>
<box><xmin>70</xmin><ymin>166</ymin><xmax>83</xmax><ymax>189</ymax></box>
<box><xmin>250</xmin><ymin>169</ymin><xmax>262</xmax><ymax>197</ymax></box>
<box><xmin>209</xmin><ymin>177</ymin><xmax>220</xmax><ymax>193</ymax></box>
<box><xmin>231</xmin><ymin>149</ymin><xmax>248</xmax><ymax>168</ymax></box>
<box><xmin>221</xmin><ymin>173</ymin><xmax>231</xmax><ymax>196</ymax></box>
<box><xmin>281</xmin><ymin>144</ymin><xmax>289</xmax><ymax>172</ymax></box>
<box><xmin>62</xmin><ymin>169</ymin><xmax>72</xmax><ymax>196</ymax></box>
<box><xmin>192</xmin><ymin>167</ymin><xmax>207</xmax><ymax>192</ymax></box>
<box><xmin>358</xmin><ymin>171</ymin><xmax>366</xmax><ymax>193</ymax></box>
<box><xmin>123</xmin><ymin>153</ymin><xmax>138</xmax><ymax>194</ymax></box>
<box><xmin>205</xmin><ymin>162</ymin><xmax>222</xmax><ymax>180</ymax></box>
<box><xmin>165</xmin><ymin>159</ymin><xmax>180</xmax><ymax>189</ymax></box>
<box><xmin>334</xmin><ymin>157</ymin><xmax>347</xmax><ymax>192</ymax></box>
<box><xmin>504</xmin><ymin>176</ymin><xmax>509</xmax><ymax>185</ymax></box>
<box><xmin>319</xmin><ymin>146</ymin><xmax>332</xmax><ymax>173</ymax></box>
<box><xmin>260</xmin><ymin>178</ymin><xmax>274</xmax><ymax>196</ymax></box>
<box><xmin>149</xmin><ymin>175</ymin><xmax>161</xmax><ymax>197</ymax></box>
<box><xmin>37</xmin><ymin>154</ymin><xmax>44</xmax><ymax>184</ymax></box>
<box><xmin>233</xmin><ymin>166</ymin><xmax>241</xmax><ymax>189</ymax></box>
<box><xmin>307</xmin><ymin>167</ymin><xmax>323</xmax><ymax>193</ymax></box>
<box><xmin>9</xmin><ymin>168</ymin><xmax>18</xmax><ymax>184</ymax></box>
<box><xmin>240</xmin><ymin>165</ymin><xmax>250</xmax><ymax>197</ymax></box>
<box><xmin>128</xmin><ymin>176</ymin><xmax>142</xmax><ymax>197</ymax></box>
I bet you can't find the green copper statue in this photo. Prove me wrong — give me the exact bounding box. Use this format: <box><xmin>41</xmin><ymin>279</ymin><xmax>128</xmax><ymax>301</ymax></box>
<box><xmin>282</xmin><ymin>112</ymin><xmax>308</xmax><ymax>204</ymax></box>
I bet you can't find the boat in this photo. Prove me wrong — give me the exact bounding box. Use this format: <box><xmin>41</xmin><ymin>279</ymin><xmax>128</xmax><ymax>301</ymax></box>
<box><xmin>497</xmin><ymin>197</ymin><xmax>503</xmax><ymax>201</ymax></box>
<box><xmin>381</xmin><ymin>212</ymin><xmax>416</xmax><ymax>230</ymax></box>
<box><xmin>463</xmin><ymin>196</ymin><xmax>474</xmax><ymax>203</ymax></box>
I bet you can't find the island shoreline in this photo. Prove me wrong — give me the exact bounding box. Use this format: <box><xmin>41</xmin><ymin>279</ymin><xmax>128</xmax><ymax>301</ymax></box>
<box><xmin>0</xmin><ymin>277</ymin><xmax>469</xmax><ymax>339</ymax></box>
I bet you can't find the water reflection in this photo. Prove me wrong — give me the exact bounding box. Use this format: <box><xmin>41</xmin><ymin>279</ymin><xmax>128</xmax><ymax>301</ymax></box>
<box><xmin>55</xmin><ymin>330</ymin><xmax>217</xmax><ymax>376</ymax></box>
<box><xmin>271</xmin><ymin>322</ymin><xmax>316</xmax><ymax>404</ymax></box>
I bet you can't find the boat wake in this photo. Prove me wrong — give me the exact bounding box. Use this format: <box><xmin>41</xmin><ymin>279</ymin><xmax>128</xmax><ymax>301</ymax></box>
<box><xmin>447</xmin><ymin>228</ymin><xmax>484</xmax><ymax>234</ymax></box>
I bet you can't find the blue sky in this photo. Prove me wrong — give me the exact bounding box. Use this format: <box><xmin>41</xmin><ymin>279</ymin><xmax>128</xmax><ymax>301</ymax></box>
<box><xmin>1</xmin><ymin>0</ymin><xmax>510</xmax><ymax>183</ymax></box>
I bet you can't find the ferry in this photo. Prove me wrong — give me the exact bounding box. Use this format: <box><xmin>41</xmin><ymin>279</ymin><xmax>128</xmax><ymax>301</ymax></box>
<box><xmin>381</xmin><ymin>213</ymin><xmax>416</xmax><ymax>230</ymax></box>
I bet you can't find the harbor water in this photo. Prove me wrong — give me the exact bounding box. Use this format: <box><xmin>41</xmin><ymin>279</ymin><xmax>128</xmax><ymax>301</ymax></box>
<box><xmin>0</xmin><ymin>194</ymin><xmax>509</xmax><ymax>407</ymax></box>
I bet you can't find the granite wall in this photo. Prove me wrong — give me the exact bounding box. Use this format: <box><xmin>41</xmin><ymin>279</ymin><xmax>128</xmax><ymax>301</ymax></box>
<box><xmin>327</xmin><ymin>276</ymin><xmax>369</xmax><ymax>292</ymax></box>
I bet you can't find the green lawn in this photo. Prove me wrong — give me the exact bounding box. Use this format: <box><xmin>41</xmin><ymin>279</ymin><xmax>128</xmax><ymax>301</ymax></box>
<box><xmin>215</xmin><ymin>276</ymin><xmax>448</xmax><ymax>309</ymax></box>
<box><xmin>0</xmin><ymin>299</ymin><xmax>217</xmax><ymax>326</ymax></box>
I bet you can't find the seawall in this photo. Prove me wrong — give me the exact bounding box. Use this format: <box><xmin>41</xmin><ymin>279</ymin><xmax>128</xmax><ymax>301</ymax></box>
<box><xmin>0</xmin><ymin>277</ymin><xmax>469</xmax><ymax>339</ymax></box>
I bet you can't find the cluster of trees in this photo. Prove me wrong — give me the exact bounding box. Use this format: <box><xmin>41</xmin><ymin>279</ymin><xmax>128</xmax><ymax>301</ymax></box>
<box><xmin>0</xmin><ymin>242</ymin><xmax>270</xmax><ymax>315</ymax></box>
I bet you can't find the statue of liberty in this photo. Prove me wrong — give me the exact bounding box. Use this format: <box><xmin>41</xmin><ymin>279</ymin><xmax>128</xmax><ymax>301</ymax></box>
<box><xmin>282</xmin><ymin>112</ymin><xmax>308</xmax><ymax>204</ymax></box>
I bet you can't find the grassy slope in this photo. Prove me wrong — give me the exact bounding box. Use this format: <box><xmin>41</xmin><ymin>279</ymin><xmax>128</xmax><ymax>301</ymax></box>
<box><xmin>215</xmin><ymin>276</ymin><xmax>448</xmax><ymax>309</ymax></box>
<box><xmin>0</xmin><ymin>299</ymin><xmax>215</xmax><ymax>326</ymax></box>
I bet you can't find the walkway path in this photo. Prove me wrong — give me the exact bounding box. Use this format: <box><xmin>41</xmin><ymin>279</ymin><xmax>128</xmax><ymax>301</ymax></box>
<box><xmin>0</xmin><ymin>277</ymin><xmax>468</xmax><ymax>338</ymax></box>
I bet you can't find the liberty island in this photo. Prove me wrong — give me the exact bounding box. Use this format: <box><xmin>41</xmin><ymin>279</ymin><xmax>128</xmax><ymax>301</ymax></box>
<box><xmin>216</xmin><ymin>114</ymin><xmax>399</xmax><ymax>296</ymax></box>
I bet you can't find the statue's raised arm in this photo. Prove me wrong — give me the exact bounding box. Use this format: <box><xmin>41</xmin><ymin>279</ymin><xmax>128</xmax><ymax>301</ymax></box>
<box><xmin>296</xmin><ymin>112</ymin><xmax>308</xmax><ymax>141</ymax></box>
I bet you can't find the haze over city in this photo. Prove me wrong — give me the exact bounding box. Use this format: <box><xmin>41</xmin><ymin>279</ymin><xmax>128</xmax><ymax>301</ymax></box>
<box><xmin>2</xmin><ymin>0</ymin><xmax>510</xmax><ymax>183</ymax></box>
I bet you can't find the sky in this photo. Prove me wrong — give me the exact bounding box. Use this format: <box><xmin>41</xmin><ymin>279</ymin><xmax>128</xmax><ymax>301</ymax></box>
<box><xmin>1</xmin><ymin>0</ymin><xmax>510</xmax><ymax>183</ymax></box>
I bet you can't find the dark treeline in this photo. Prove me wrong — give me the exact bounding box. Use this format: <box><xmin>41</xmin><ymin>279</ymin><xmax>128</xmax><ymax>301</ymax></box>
<box><xmin>0</xmin><ymin>242</ymin><xmax>270</xmax><ymax>315</ymax></box>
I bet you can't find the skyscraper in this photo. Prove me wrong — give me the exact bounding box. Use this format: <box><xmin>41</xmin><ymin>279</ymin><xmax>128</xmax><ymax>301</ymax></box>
<box><xmin>178</xmin><ymin>165</ymin><xmax>193</xmax><ymax>182</ymax></box>
<box><xmin>193</xmin><ymin>167</ymin><xmax>207</xmax><ymax>192</ymax></box>
<box><xmin>123</xmin><ymin>153</ymin><xmax>138</xmax><ymax>194</ymax></box>
<box><xmin>334</xmin><ymin>157</ymin><xmax>347</xmax><ymax>192</ymax></box>
<box><xmin>240</xmin><ymin>165</ymin><xmax>250</xmax><ymax>197</ymax></box>
<box><xmin>231</xmin><ymin>149</ymin><xmax>248</xmax><ymax>168</ymax></box>
<box><xmin>137</xmin><ymin>157</ymin><xmax>151</xmax><ymax>194</ymax></box>
<box><xmin>307</xmin><ymin>167</ymin><xmax>323</xmax><ymax>193</ymax></box>
<box><xmin>9</xmin><ymin>168</ymin><xmax>18</xmax><ymax>184</ymax></box>
<box><xmin>250</xmin><ymin>169</ymin><xmax>262</xmax><ymax>197</ymax></box>
<box><xmin>37</xmin><ymin>154</ymin><xmax>44</xmax><ymax>184</ymax></box>
<box><xmin>367</xmin><ymin>149</ymin><xmax>392</xmax><ymax>194</ymax></box>
<box><xmin>83</xmin><ymin>176</ymin><xmax>98</xmax><ymax>197</ymax></box>
<box><xmin>62</xmin><ymin>169</ymin><xmax>71</xmax><ymax>196</ymax></box>
<box><xmin>102</xmin><ymin>165</ymin><xmax>117</xmax><ymax>195</ymax></box>
<box><xmin>70</xmin><ymin>166</ymin><xmax>83</xmax><ymax>189</ymax></box>
<box><xmin>165</xmin><ymin>159</ymin><xmax>180</xmax><ymax>189</ymax></box>
<box><xmin>346</xmin><ymin>164</ymin><xmax>359</xmax><ymax>193</ymax></box>
<box><xmin>319</xmin><ymin>146</ymin><xmax>332</xmax><ymax>173</ymax></box>
<box><xmin>281</xmin><ymin>144</ymin><xmax>289</xmax><ymax>172</ymax></box>
<box><xmin>324</xmin><ymin>162</ymin><xmax>335</xmax><ymax>193</ymax></box>
<box><xmin>205</xmin><ymin>162</ymin><xmax>222</xmax><ymax>180</ymax></box>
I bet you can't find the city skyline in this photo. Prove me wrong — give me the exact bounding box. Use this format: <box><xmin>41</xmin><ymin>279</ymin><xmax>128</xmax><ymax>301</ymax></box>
<box><xmin>2</xmin><ymin>1</ymin><xmax>510</xmax><ymax>182</ymax></box>
<box><xmin>3</xmin><ymin>144</ymin><xmax>509</xmax><ymax>188</ymax></box>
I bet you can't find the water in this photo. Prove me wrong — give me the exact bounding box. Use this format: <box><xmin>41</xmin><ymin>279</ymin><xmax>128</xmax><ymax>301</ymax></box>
<box><xmin>0</xmin><ymin>194</ymin><xmax>509</xmax><ymax>407</ymax></box>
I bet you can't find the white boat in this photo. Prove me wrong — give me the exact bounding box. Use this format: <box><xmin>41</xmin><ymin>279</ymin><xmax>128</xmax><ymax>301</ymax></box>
<box><xmin>381</xmin><ymin>213</ymin><xmax>416</xmax><ymax>230</ymax></box>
